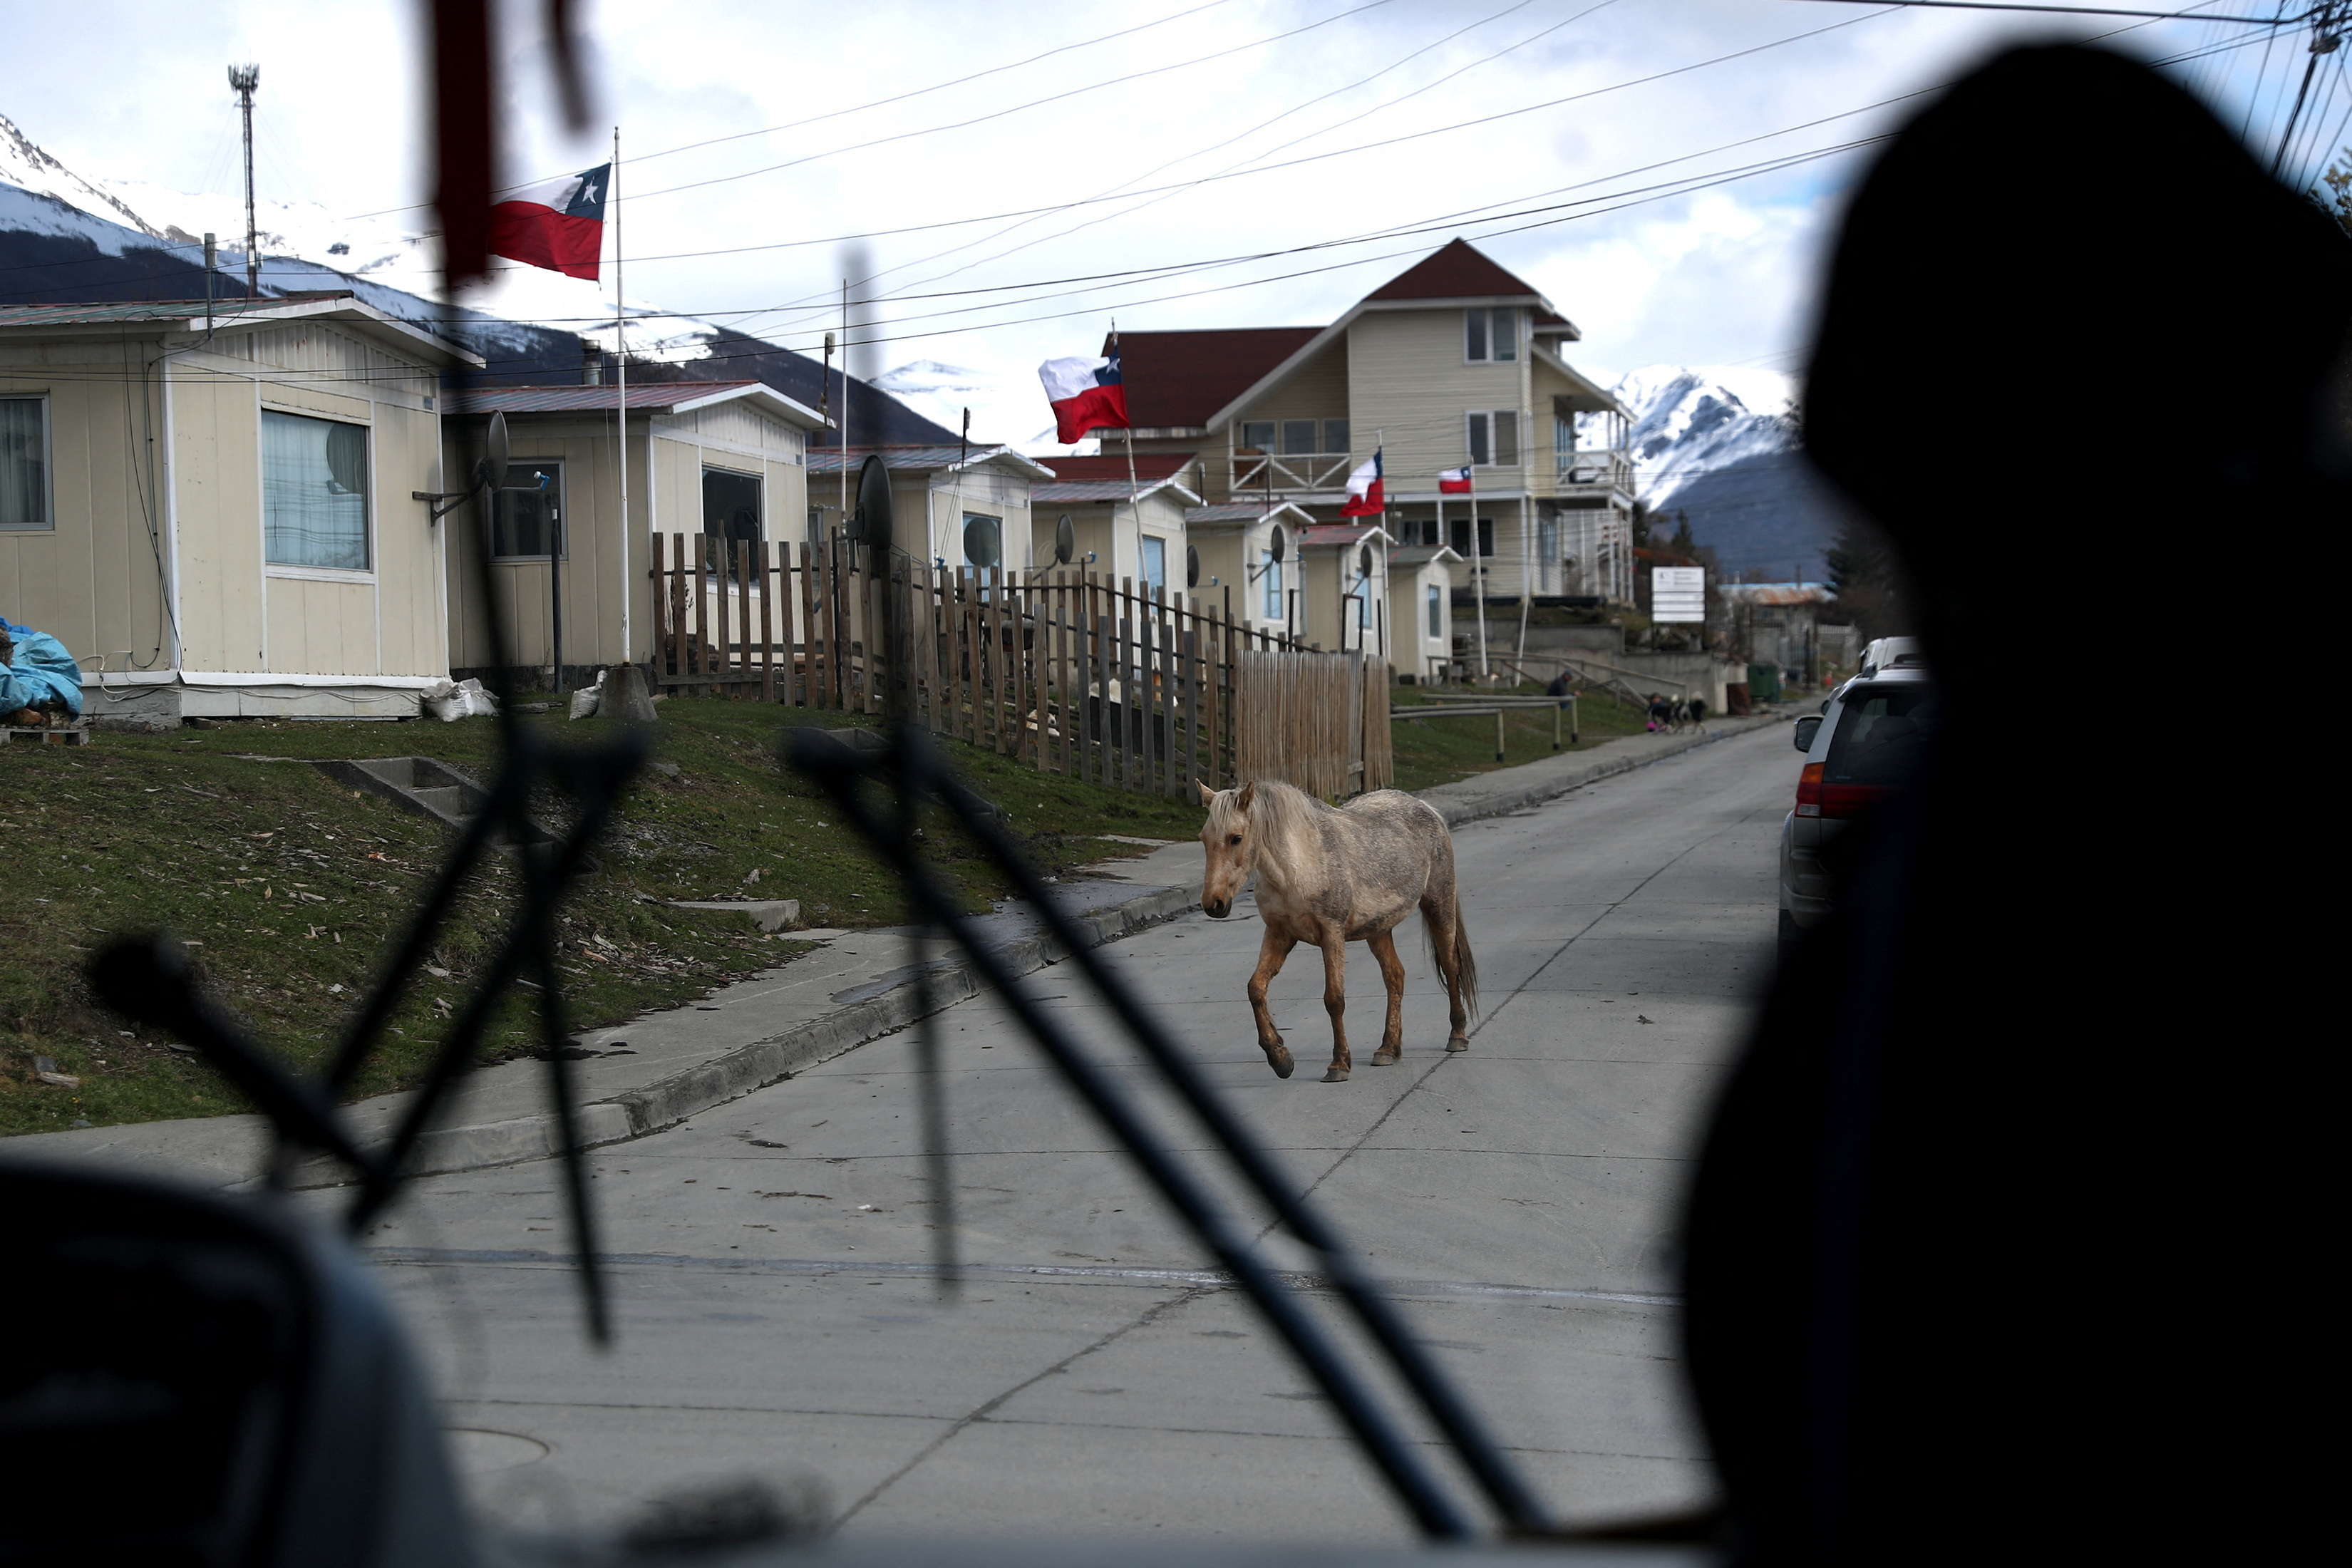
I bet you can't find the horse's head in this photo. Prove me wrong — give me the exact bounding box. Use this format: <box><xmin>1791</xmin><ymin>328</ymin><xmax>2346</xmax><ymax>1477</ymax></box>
<box><xmin>1195</xmin><ymin>780</ymin><xmax>1258</xmax><ymax>919</ymax></box>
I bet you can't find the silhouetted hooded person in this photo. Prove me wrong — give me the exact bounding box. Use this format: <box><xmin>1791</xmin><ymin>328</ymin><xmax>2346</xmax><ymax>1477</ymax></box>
<box><xmin>1680</xmin><ymin>45</ymin><xmax>2348</xmax><ymax>1565</ymax></box>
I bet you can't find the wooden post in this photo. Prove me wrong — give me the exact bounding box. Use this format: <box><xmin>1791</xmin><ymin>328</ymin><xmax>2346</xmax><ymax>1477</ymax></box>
<box><xmin>1115</xmin><ymin>579</ymin><xmax>1133</xmax><ymax>791</ymax></box>
<box><xmin>793</xmin><ymin>541</ymin><xmax>815</xmax><ymax>708</ymax></box>
<box><xmin>649</xmin><ymin>531</ymin><xmax>668</xmax><ymax>684</ymax></box>
<box><xmin>1183</xmin><ymin>620</ymin><xmax>1201</xmax><ymax>792</ymax></box>
<box><xmin>1090</xmin><ymin>574</ymin><xmax>1110</xmax><ymax>787</ymax></box>
<box><xmin>1138</xmin><ymin>608</ymin><xmax>1157</xmax><ymax>792</ymax></box>
<box><xmin>1495</xmin><ymin>708</ymin><xmax>1505</xmax><ymax>764</ymax></box>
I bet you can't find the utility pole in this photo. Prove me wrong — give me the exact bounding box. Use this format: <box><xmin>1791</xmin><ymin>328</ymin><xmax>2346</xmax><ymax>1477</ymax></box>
<box><xmin>227</xmin><ymin>65</ymin><xmax>260</xmax><ymax>298</ymax></box>
<box><xmin>2273</xmin><ymin>1</ymin><xmax>2346</xmax><ymax>177</ymax></box>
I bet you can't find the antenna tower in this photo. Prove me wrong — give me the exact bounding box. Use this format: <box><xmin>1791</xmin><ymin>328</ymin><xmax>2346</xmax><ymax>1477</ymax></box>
<box><xmin>227</xmin><ymin>64</ymin><xmax>260</xmax><ymax>298</ymax></box>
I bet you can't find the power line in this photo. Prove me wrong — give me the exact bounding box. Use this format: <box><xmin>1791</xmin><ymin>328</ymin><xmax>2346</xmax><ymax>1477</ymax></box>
<box><xmin>1775</xmin><ymin>0</ymin><xmax>2306</xmax><ymax>21</ymax></box>
<box><xmin>339</xmin><ymin>0</ymin><xmax>1254</xmax><ymax>220</ymax></box>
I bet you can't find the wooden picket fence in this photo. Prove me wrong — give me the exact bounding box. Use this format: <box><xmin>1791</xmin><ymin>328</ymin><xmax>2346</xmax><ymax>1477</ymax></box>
<box><xmin>648</xmin><ymin>532</ymin><xmax>1391</xmax><ymax>798</ymax></box>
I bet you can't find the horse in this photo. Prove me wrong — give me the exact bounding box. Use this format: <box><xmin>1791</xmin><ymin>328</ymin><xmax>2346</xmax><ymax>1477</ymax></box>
<box><xmin>1195</xmin><ymin>779</ymin><xmax>1480</xmax><ymax>1083</ymax></box>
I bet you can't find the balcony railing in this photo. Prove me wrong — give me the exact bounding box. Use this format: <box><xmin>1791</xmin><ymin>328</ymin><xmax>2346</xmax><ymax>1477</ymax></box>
<box><xmin>1556</xmin><ymin>448</ymin><xmax>1634</xmax><ymax>491</ymax></box>
<box><xmin>1231</xmin><ymin>450</ymin><xmax>1354</xmax><ymax>495</ymax></box>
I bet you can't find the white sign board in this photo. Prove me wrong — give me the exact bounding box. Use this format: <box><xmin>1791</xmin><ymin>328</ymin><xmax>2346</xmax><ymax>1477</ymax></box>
<box><xmin>1652</xmin><ymin>566</ymin><xmax>1707</xmax><ymax>624</ymax></box>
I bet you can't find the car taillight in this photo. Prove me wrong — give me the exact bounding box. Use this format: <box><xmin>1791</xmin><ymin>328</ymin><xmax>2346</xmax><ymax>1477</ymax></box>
<box><xmin>1795</xmin><ymin>762</ymin><xmax>1823</xmax><ymax>816</ymax></box>
<box><xmin>1821</xmin><ymin>783</ymin><xmax>1892</xmax><ymax>820</ymax></box>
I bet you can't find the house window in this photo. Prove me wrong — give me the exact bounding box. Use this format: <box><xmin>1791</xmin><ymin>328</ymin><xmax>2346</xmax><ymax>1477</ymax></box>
<box><xmin>806</xmin><ymin>507</ymin><xmax>823</xmax><ymax>544</ymax></box>
<box><xmin>1555</xmin><ymin>414</ymin><xmax>1574</xmax><ymax>469</ymax></box>
<box><xmin>1466</xmin><ymin>411</ymin><xmax>1520</xmax><ymax>467</ymax></box>
<box><xmin>1</xmin><ymin>396</ymin><xmax>52</xmax><ymax>530</ymax></box>
<box><xmin>1240</xmin><ymin>421</ymin><xmax>1275</xmax><ymax>452</ymax></box>
<box><xmin>263</xmin><ymin>409</ymin><xmax>369</xmax><ymax>570</ymax></box>
<box><xmin>1142</xmin><ymin>535</ymin><xmax>1167</xmax><ymax>597</ymax></box>
<box><xmin>492</xmin><ymin>461</ymin><xmax>564</xmax><ymax>559</ymax></box>
<box><xmin>1281</xmin><ymin>419</ymin><xmax>1318</xmax><ymax>455</ymax></box>
<box><xmin>703</xmin><ymin>466</ymin><xmax>761</xmax><ymax>549</ymax></box>
<box><xmin>1465</xmin><ymin>308</ymin><xmax>1518</xmax><ymax>362</ymax></box>
<box><xmin>961</xmin><ymin>512</ymin><xmax>1001</xmax><ymax>570</ymax></box>
<box><xmin>1260</xmin><ymin>551</ymin><xmax>1283</xmax><ymax>620</ymax></box>
<box><xmin>1449</xmin><ymin>516</ymin><xmax>1494</xmax><ymax>558</ymax></box>
<box><xmin>1324</xmin><ymin>418</ymin><xmax>1350</xmax><ymax>455</ymax></box>
<box><xmin>1427</xmin><ymin>584</ymin><xmax>1442</xmax><ymax>638</ymax></box>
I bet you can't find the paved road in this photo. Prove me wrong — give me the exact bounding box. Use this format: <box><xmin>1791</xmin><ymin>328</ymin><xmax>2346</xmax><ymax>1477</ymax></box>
<box><xmin>353</xmin><ymin>724</ymin><xmax>1797</xmax><ymax>1544</ymax></box>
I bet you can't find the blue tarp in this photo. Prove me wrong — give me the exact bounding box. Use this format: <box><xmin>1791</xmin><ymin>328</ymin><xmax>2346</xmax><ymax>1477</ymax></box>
<box><xmin>1</xmin><ymin>617</ymin><xmax>83</xmax><ymax>718</ymax></box>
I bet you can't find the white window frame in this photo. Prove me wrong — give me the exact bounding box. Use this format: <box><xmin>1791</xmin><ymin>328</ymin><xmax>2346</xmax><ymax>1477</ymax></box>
<box><xmin>1427</xmin><ymin>583</ymin><xmax>1443</xmax><ymax>639</ymax></box>
<box><xmin>261</xmin><ymin>406</ymin><xmax>374</xmax><ymax>577</ymax></box>
<box><xmin>1467</xmin><ymin>410</ymin><xmax>1520</xmax><ymax>468</ymax></box>
<box><xmin>0</xmin><ymin>393</ymin><xmax>55</xmax><ymax>532</ymax></box>
<box><xmin>1465</xmin><ymin>307</ymin><xmax>1519</xmax><ymax>363</ymax></box>
<box><xmin>1141</xmin><ymin>535</ymin><xmax>1167</xmax><ymax>597</ymax></box>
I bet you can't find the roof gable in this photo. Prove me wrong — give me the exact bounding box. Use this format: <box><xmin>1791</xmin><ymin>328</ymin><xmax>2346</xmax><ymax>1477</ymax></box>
<box><xmin>1363</xmin><ymin>238</ymin><xmax>1547</xmax><ymax>306</ymax></box>
<box><xmin>1101</xmin><ymin>328</ymin><xmax>1319</xmax><ymax>429</ymax></box>
<box><xmin>1034</xmin><ymin>453</ymin><xmax>1197</xmax><ymax>483</ymax></box>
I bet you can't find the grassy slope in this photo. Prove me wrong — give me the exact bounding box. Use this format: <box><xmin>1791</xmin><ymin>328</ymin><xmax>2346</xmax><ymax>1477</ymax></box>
<box><xmin>1</xmin><ymin>698</ymin><xmax>1205</xmax><ymax>1136</ymax></box>
<box><xmin>1387</xmin><ymin>682</ymin><xmax>1650</xmax><ymax>793</ymax></box>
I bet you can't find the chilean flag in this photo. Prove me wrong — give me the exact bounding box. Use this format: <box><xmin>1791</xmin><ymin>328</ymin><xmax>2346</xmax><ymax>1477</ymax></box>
<box><xmin>489</xmin><ymin>164</ymin><xmax>609</xmax><ymax>282</ymax></box>
<box><xmin>1438</xmin><ymin>465</ymin><xmax>1474</xmax><ymax>495</ymax></box>
<box><xmin>1038</xmin><ymin>346</ymin><xmax>1128</xmax><ymax>443</ymax></box>
<box><xmin>1341</xmin><ymin>449</ymin><xmax>1385</xmax><ymax>517</ymax></box>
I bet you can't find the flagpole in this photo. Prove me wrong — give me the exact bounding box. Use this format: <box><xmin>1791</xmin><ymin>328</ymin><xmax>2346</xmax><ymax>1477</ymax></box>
<box><xmin>840</xmin><ymin>279</ymin><xmax>851</xmax><ymax>539</ymax></box>
<box><xmin>1113</xmin><ymin>319</ymin><xmax>1143</xmax><ymax>592</ymax></box>
<box><xmin>1435</xmin><ymin>484</ymin><xmax>1445</xmax><ymax>681</ymax></box>
<box><xmin>1472</xmin><ymin>468</ymin><xmax>1490</xmax><ymax>682</ymax></box>
<box><xmin>614</xmin><ymin>126</ymin><xmax>630</xmax><ymax>669</ymax></box>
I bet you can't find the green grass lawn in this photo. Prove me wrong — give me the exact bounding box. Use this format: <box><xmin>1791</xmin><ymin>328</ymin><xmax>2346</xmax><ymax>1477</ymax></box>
<box><xmin>1387</xmin><ymin>681</ymin><xmax>1652</xmax><ymax>793</ymax></box>
<box><xmin>1</xmin><ymin>697</ymin><xmax>1209</xmax><ymax>1136</ymax></box>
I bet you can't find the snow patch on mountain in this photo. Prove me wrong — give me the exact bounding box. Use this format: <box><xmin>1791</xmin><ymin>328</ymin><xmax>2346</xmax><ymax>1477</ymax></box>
<box><xmin>1601</xmin><ymin>363</ymin><xmax>1799</xmax><ymax>507</ymax></box>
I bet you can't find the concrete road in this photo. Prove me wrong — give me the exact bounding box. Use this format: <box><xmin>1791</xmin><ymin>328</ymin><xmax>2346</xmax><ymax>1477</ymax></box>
<box><xmin>354</xmin><ymin>724</ymin><xmax>1797</xmax><ymax>1544</ymax></box>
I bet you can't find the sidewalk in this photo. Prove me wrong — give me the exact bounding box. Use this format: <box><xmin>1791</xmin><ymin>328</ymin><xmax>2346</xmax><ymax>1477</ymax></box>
<box><xmin>1</xmin><ymin>711</ymin><xmax>1781</xmax><ymax>1187</ymax></box>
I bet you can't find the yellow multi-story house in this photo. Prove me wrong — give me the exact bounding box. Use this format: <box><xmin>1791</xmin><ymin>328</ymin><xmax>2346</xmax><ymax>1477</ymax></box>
<box><xmin>1108</xmin><ymin>239</ymin><xmax>1636</xmax><ymax>636</ymax></box>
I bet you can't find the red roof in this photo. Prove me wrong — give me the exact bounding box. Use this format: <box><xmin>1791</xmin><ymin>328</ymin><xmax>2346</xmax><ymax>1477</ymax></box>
<box><xmin>1364</xmin><ymin>238</ymin><xmax>1545</xmax><ymax>304</ymax></box>
<box><xmin>1101</xmin><ymin>327</ymin><xmax>1320</xmax><ymax>428</ymax></box>
<box><xmin>1034</xmin><ymin>453</ymin><xmax>1196</xmax><ymax>482</ymax></box>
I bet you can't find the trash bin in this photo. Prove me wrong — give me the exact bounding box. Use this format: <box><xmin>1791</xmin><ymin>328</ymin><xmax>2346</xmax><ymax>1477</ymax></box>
<box><xmin>1745</xmin><ymin>662</ymin><xmax>1782</xmax><ymax>704</ymax></box>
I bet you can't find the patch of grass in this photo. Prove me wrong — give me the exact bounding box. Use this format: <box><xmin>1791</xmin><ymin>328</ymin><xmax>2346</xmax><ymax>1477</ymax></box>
<box><xmin>1387</xmin><ymin>682</ymin><xmax>1651</xmax><ymax>793</ymax></box>
<box><xmin>1</xmin><ymin>697</ymin><xmax>1207</xmax><ymax>1135</ymax></box>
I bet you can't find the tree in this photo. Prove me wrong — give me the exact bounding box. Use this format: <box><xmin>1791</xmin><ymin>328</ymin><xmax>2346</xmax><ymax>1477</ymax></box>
<box><xmin>1668</xmin><ymin>510</ymin><xmax>1699</xmax><ymax>560</ymax></box>
<box><xmin>1824</xmin><ymin>510</ymin><xmax>1907</xmax><ymax>644</ymax></box>
<box><xmin>1629</xmin><ymin>500</ymin><xmax>1654</xmax><ymax>550</ymax></box>
<box><xmin>2316</xmin><ymin>147</ymin><xmax>2352</xmax><ymax>238</ymax></box>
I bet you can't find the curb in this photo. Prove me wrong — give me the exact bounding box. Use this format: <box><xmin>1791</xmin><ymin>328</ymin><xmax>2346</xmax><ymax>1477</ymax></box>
<box><xmin>292</xmin><ymin>882</ymin><xmax>1199</xmax><ymax>1187</ymax></box>
<box><xmin>1411</xmin><ymin>712</ymin><xmax>1785</xmax><ymax>829</ymax></box>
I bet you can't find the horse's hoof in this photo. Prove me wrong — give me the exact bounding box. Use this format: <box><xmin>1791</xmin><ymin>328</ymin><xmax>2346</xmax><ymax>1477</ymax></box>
<box><xmin>1445</xmin><ymin>1036</ymin><xmax>1470</xmax><ymax>1053</ymax></box>
<box><xmin>1321</xmin><ymin>1066</ymin><xmax>1351</xmax><ymax>1083</ymax></box>
<box><xmin>1268</xmin><ymin>1046</ymin><xmax>1294</xmax><ymax>1079</ymax></box>
<box><xmin>1371</xmin><ymin>1045</ymin><xmax>1401</xmax><ymax>1066</ymax></box>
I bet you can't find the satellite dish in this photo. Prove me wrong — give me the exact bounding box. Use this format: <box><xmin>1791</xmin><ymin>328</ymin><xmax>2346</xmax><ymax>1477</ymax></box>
<box><xmin>1358</xmin><ymin>544</ymin><xmax>1373</xmax><ymax>578</ymax></box>
<box><xmin>482</xmin><ymin>410</ymin><xmax>510</xmax><ymax>487</ymax></box>
<box><xmin>1268</xmin><ymin>524</ymin><xmax>1288</xmax><ymax>564</ymax></box>
<box><xmin>1055</xmin><ymin>514</ymin><xmax>1075</xmax><ymax>566</ymax></box>
<box><xmin>850</xmin><ymin>453</ymin><xmax>893</xmax><ymax>552</ymax></box>
<box><xmin>1186</xmin><ymin>545</ymin><xmax>1201</xmax><ymax>588</ymax></box>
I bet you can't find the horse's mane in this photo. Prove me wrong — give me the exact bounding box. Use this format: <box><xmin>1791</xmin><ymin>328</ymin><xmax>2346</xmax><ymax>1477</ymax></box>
<box><xmin>1216</xmin><ymin>778</ymin><xmax>1327</xmax><ymax>892</ymax></box>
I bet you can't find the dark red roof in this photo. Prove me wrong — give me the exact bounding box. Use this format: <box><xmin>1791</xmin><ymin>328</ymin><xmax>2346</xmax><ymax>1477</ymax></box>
<box><xmin>1364</xmin><ymin>238</ymin><xmax>1544</xmax><ymax>304</ymax></box>
<box><xmin>1102</xmin><ymin>327</ymin><xmax>1320</xmax><ymax>428</ymax></box>
<box><xmin>1034</xmin><ymin>453</ymin><xmax>1197</xmax><ymax>482</ymax></box>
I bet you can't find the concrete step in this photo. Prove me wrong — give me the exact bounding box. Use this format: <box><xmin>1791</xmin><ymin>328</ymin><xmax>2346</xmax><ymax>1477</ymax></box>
<box><xmin>311</xmin><ymin>756</ymin><xmax>558</xmax><ymax>850</ymax></box>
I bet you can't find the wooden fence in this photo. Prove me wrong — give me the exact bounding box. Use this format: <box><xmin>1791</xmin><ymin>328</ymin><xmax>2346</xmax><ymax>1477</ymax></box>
<box><xmin>649</xmin><ymin>533</ymin><xmax>1391</xmax><ymax>798</ymax></box>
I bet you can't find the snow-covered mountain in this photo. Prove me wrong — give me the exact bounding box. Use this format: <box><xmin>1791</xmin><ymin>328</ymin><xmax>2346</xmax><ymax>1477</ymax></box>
<box><xmin>0</xmin><ymin>110</ymin><xmax>958</xmax><ymax>444</ymax></box>
<box><xmin>1599</xmin><ymin>364</ymin><xmax>1849</xmax><ymax>584</ymax></box>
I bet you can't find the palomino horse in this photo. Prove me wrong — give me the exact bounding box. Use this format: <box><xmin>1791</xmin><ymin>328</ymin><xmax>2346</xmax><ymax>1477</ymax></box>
<box><xmin>1195</xmin><ymin>779</ymin><xmax>1479</xmax><ymax>1083</ymax></box>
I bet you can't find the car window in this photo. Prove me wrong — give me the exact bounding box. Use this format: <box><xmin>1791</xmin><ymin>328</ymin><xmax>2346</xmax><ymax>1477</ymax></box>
<box><xmin>1825</xmin><ymin>686</ymin><xmax>1936</xmax><ymax>788</ymax></box>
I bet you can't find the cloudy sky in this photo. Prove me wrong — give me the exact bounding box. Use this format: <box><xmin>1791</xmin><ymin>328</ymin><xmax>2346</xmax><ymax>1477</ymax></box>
<box><xmin>7</xmin><ymin>0</ymin><xmax>2345</xmax><ymax>441</ymax></box>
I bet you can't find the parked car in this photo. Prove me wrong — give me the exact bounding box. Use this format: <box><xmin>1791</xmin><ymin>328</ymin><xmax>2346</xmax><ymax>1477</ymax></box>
<box><xmin>1779</xmin><ymin>663</ymin><xmax>1937</xmax><ymax>951</ymax></box>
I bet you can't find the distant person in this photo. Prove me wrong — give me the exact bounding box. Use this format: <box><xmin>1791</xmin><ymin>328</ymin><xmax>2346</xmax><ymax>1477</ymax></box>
<box><xmin>1545</xmin><ymin>671</ymin><xmax>1572</xmax><ymax>698</ymax></box>
<box><xmin>1646</xmin><ymin>692</ymin><xmax>1671</xmax><ymax>732</ymax></box>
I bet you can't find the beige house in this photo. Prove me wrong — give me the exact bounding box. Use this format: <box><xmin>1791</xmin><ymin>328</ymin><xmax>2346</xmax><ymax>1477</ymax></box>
<box><xmin>1293</xmin><ymin>523</ymin><xmax>1391</xmax><ymax>657</ymax></box>
<box><xmin>1112</xmin><ymin>239</ymin><xmax>1636</xmax><ymax>618</ymax></box>
<box><xmin>0</xmin><ymin>294</ymin><xmax>474</xmax><ymax>725</ymax></box>
<box><xmin>808</xmin><ymin>443</ymin><xmax>1051</xmax><ymax>580</ymax></box>
<box><xmin>1388</xmin><ymin>544</ymin><xmax>1464</xmax><ymax>681</ymax></box>
<box><xmin>443</xmin><ymin>380</ymin><xmax>826</xmax><ymax>681</ymax></box>
<box><xmin>1031</xmin><ymin>453</ymin><xmax>1202</xmax><ymax>592</ymax></box>
<box><xmin>1182</xmin><ymin>500</ymin><xmax>1314</xmax><ymax>636</ymax></box>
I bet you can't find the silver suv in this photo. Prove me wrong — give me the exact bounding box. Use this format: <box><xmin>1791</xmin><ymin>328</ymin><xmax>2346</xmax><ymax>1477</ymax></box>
<box><xmin>1778</xmin><ymin>664</ymin><xmax>1937</xmax><ymax>951</ymax></box>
